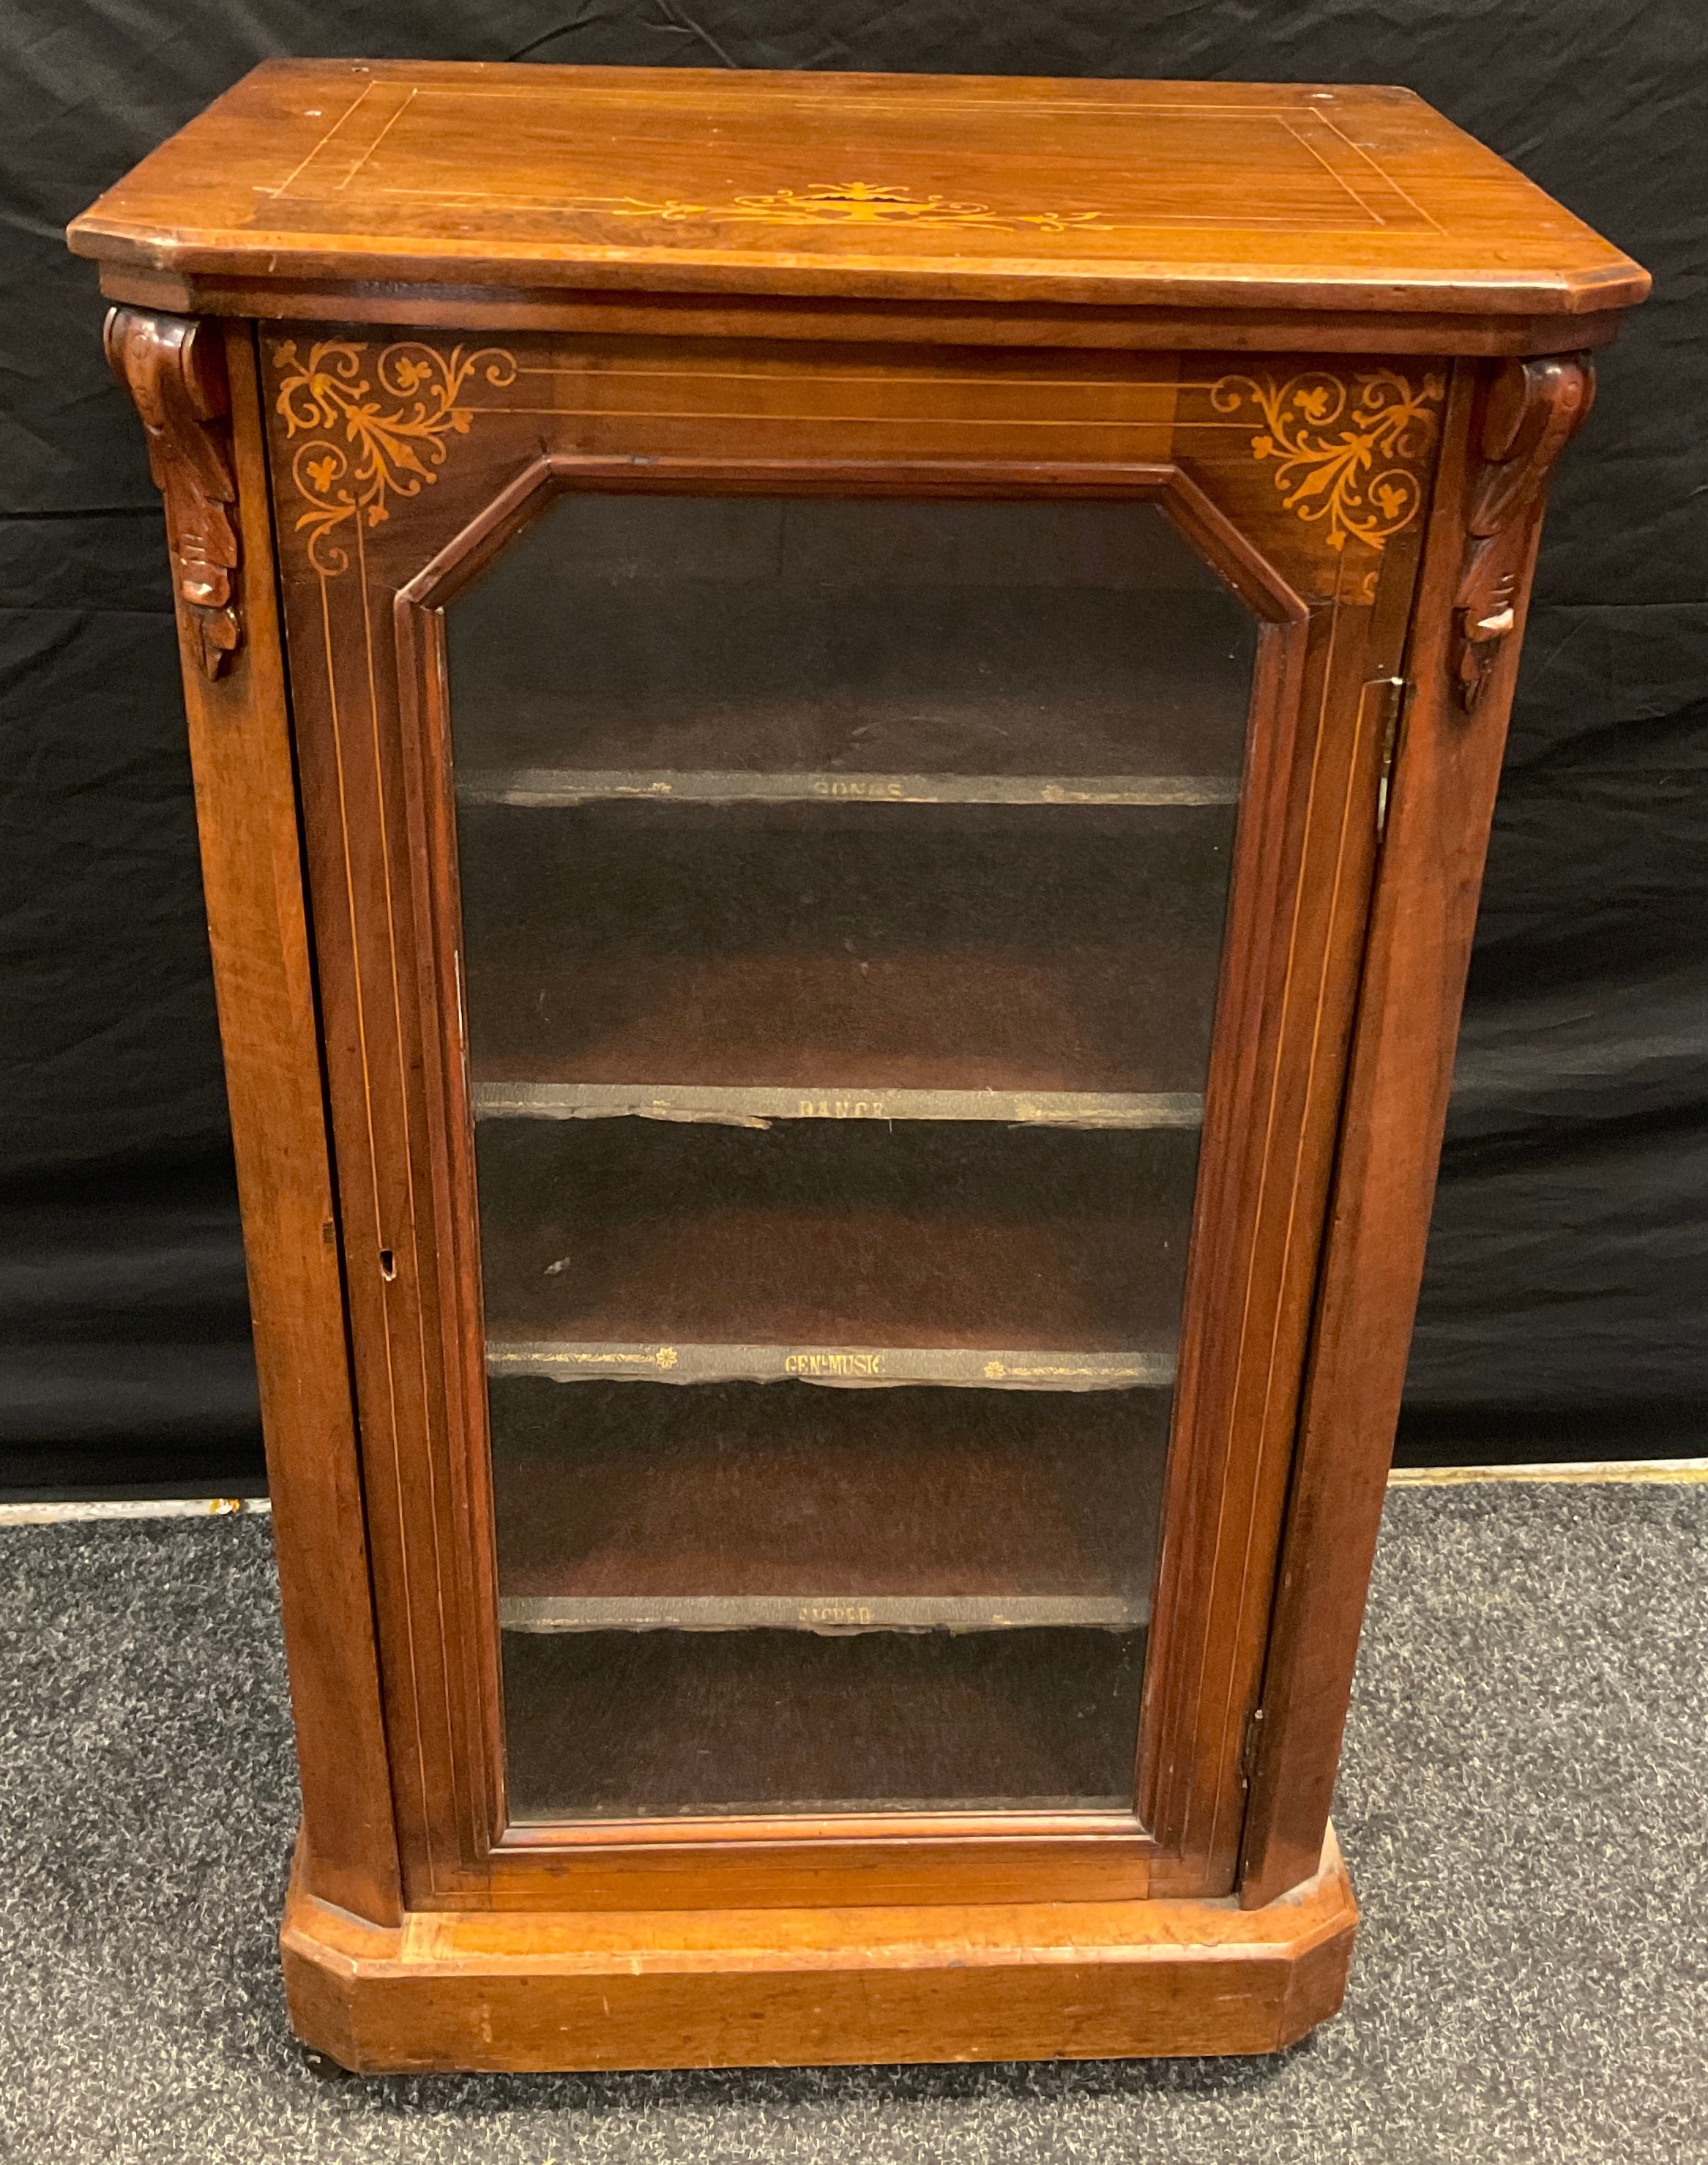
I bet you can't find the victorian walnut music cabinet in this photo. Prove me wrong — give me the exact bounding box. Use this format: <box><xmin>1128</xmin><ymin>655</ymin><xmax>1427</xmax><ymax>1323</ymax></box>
<box><xmin>70</xmin><ymin>63</ymin><xmax>1646</xmax><ymax>2073</ymax></box>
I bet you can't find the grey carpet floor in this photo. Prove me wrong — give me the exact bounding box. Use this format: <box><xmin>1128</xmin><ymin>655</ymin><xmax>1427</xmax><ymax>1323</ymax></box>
<box><xmin>1</xmin><ymin>1483</ymin><xmax>1704</xmax><ymax>2164</ymax></box>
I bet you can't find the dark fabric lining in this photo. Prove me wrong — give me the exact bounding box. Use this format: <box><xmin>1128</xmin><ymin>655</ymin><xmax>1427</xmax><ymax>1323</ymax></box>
<box><xmin>2</xmin><ymin>4</ymin><xmax>1703</xmax><ymax>1488</ymax></box>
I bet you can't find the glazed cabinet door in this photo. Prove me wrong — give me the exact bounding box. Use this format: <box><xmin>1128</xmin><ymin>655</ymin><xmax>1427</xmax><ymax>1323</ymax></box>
<box><xmin>454</xmin><ymin>487</ymin><xmax>1246</xmax><ymax>1830</ymax></box>
<box><xmin>263</xmin><ymin>328</ymin><xmax>1444</xmax><ymax>1908</ymax></box>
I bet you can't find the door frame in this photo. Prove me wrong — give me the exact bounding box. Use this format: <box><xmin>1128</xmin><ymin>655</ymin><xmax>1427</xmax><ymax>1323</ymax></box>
<box><xmin>264</xmin><ymin>337</ymin><xmax>1434</xmax><ymax>1912</ymax></box>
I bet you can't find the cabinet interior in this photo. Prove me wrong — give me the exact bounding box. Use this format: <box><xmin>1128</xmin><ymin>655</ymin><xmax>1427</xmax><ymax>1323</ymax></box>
<box><xmin>447</xmin><ymin>488</ymin><xmax>1254</xmax><ymax>1825</ymax></box>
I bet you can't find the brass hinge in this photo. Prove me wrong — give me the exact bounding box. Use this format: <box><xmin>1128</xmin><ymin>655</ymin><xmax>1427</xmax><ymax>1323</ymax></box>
<box><xmin>1240</xmin><ymin>1705</ymin><xmax>1266</xmax><ymax>1786</ymax></box>
<box><xmin>1373</xmin><ymin>676</ymin><xmax>1410</xmax><ymax>838</ymax></box>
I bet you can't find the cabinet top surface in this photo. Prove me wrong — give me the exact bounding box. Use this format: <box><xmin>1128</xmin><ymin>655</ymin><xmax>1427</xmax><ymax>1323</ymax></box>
<box><xmin>69</xmin><ymin>61</ymin><xmax>1647</xmax><ymax>321</ymax></box>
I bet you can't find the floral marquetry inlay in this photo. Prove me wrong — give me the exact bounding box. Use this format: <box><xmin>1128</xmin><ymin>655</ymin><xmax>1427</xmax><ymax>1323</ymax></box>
<box><xmin>585</xmin><ymin>181</ymin><xmax>1112</xmax><ymax>236</ymax></box>
<box><xmin>1211</xmin><ymin>370</ymin><xmax>1444</xmax><ymax>555</ymax></box>
<box><xmin>272</xmin><ymin>340</ymin><xmax>517</xmax><ymax>576</ymax></box>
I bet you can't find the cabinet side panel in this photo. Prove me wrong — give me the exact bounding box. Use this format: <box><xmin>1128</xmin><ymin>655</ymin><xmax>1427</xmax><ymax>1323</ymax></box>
<box><xmin>1238</xmin><ymin>357</ymin><xmax>1578</xmax><ymax>1905</ymax></box>
<box><xmin>179</xmin><ymin>318</ymin><xmax>400</xmax><ymax>1921</ymax></box>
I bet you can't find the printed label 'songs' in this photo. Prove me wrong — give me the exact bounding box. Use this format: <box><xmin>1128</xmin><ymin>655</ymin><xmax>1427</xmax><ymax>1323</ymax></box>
<box><xmin>809</xmin><ymin>776</ymin><xmax>906</xmax><ymax>800</ymax></box>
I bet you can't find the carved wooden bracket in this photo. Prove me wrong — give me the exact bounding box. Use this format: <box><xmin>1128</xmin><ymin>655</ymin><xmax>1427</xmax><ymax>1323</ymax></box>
<box><xmin>105</xmin><ymin>308</ymin><xmax>241</xmax><ymax>678</ymax></box>
<box><xmin>1453</xmin><ymin>354</ymin><xmax>1594</xmax><ymax>711</ymax></box>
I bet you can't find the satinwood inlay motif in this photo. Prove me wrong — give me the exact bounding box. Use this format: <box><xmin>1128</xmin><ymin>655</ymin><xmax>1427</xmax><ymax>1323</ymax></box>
<box><xmin>105</xmin><ymin>308</ymin><xmax>241</xmax><ymax>677</ymax></box>
<box><xmin>1453</xmin><ymin>355</ymin><xmax>1595</xmax><ymax>709</ymax></box>
<box><xmin>272</xmin><ymin>340</ymin><xmax>517</xmax><ymax>575</ymax></box>
<box><xmin>1211</xmin><ymin>370</ymin><xmax>1444</xmax><ymax>554</ymax></box>
<box><xmin>583</xmin><ymin>181</ymin><xmax>1112</xmax><ymax>235</ymax></box>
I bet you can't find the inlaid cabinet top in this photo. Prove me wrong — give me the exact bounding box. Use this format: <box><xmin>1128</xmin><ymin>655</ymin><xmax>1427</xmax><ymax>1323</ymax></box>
<box><xmin>70</xmin><ymin>62</ymin><xmax>1645</xmax><ymax>324</ymax></box>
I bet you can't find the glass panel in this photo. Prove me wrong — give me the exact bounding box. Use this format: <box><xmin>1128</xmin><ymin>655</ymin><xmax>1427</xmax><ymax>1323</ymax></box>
<box><xmin>444</xmin><ymin>493</ymin><xmax>1258</xmax><ymax>1821</ymax></box>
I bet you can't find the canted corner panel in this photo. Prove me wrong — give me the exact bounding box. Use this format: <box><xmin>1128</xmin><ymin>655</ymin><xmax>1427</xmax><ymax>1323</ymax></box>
<box><xmin>269</xmin><ymin>335</ymin><xmax>523</xmax><ymax>578</ymax></box>
<box><xmin>1174</xmin><ymin>362</ymin><xmax>1447</xmax><ymax>611</ymax></box>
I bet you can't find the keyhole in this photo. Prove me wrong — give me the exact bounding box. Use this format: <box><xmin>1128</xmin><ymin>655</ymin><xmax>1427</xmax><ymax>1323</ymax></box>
<box><xmin>378</xmin><ymin>1249</ymin><xmax>397</xmax><ymax>1281</ymax></box>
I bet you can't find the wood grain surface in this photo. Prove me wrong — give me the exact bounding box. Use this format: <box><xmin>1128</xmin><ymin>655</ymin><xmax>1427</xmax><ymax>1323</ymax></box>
<box><xmin>70</xmin><ymin>64</ymin><xmax>1647</xmax><ymax>326</ymax></box>
<box><xmin>280</xmin><ymin>1826</ymin><xmax>1357</xmax><ymax>2071</ymax></box>
<box><xmin>81</xmin><ymin>58</ymin><xmax>1646</xmax><ymax>2066</ymax></box>
<box><xmin>108</xmin><ymin>315</ymin><xmax>403</xmax><ymax>1926</ymax></box>
<box><xmin>1235</xmin><ymin>358</ymin><xmax>1588</xmax><ymax>1906</ymax></box>
<box><xmin>269</xmin><ymin>343</ymin><xmax>1423</xmax><ymax>1915</ymax></box>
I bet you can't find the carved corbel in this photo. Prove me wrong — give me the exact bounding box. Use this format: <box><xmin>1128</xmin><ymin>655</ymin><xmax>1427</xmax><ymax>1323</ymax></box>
<box><xmin>105</xmin><ymin>308</ymin><xmax>241</xmax><ymax>678</ymax></box>
<box><xmin>1453</xmin><ymin>354</ymin><xmax>1594</xmax><ymax>710</ymax></box>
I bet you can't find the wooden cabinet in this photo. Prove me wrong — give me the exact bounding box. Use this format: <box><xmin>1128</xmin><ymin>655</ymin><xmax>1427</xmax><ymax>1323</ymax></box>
<box><xmin>70</xmin><ymin>62</ymin><xmax>1646</xmax><ymax>2072</ymax></box>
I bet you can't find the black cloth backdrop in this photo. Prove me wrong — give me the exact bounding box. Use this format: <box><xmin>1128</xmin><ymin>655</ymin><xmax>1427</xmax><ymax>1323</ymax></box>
<box><xmin>2</xmin><ymin>4</ymin><xmax>1704</xmax><ymax>1494</ymax></box>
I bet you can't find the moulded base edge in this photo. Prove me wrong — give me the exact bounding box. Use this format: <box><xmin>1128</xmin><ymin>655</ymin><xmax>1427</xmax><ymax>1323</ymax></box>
<box><xmin>280</xmin><ymin>1828</ymin><xmax>1357</xmax><ymax>2073</ymax></box>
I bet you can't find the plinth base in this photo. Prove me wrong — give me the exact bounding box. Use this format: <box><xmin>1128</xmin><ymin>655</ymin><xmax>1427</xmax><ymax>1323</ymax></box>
<box><xmin>282</xmin><ymin>1830</ymin><xmax>1357</xmax><ymax>2073</ymax></box>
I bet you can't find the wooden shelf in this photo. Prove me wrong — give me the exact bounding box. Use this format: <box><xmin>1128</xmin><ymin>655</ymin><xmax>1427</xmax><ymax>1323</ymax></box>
<box><xmin>503</xmin><ymin>1626</ymin><xmax>1149</xmax><ymax>1820</ymax></box>
<box><xmin>473</xmin><ymin>1081</ymin><xmax>1204</xmax><ymax>1129</ymax></box>
<box><xmin>447</xmin><ymin>565</ymin><xmax>1256</xmax><ymax>787</ymax></box>
<box><xmin>501</xmin><ymin>1593</ymin><xmax>1143</xmax><ymax>1631</ymax></box>
<box><xmin>491</xmin><ymin>1375</ymin><xmax>1167</xmax><ymax>1630</ymax></box>
<box><xmin>466</xmin><ymin>946</ymin><xmax>1218</xmax><ymax>1098</ymax></box>
<box><xmin>459</xmin><ymin>767</ymin><xmax>1240</xmax><ymax>810</ymax></box>
<box><xmin>477</xmin><ymin>1119</ymin><xmax>1198</xmax><ymax>1376</ymax></box>
<box><xmin>460</xmin><ymin>800</ymin><xmax>1234</xmax><ymax>1098</ymax></box>
<box><xmin>488</xmin><ymin>1339</ymin><xmax>1172</xmax><ymax>1389</ymax></box>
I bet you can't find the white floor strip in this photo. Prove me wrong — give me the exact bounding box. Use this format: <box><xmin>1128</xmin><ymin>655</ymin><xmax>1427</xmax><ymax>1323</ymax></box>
<box><xmin>0</xmin><ymin>1495</ymin><xmax>272</xmax><ymax>1526</ymax></box>
<box><xmin>1389</xmin><ymin>1457</ymin><xmax>1708</xmax><ymax>1486</ymax></box>
<box><xmin>3</xmin><ymin>1462</ymin><xmax>1706</xmax><ymax>1524</ymax></box>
